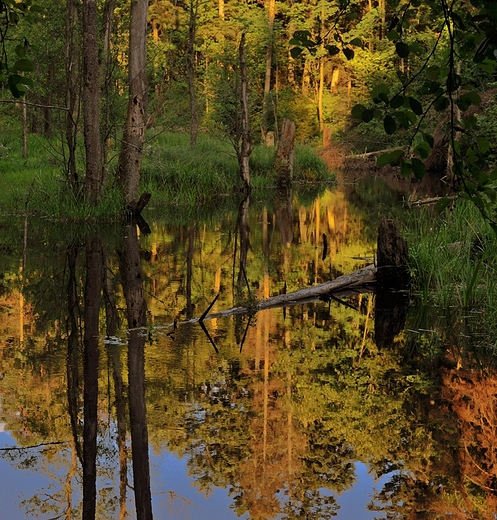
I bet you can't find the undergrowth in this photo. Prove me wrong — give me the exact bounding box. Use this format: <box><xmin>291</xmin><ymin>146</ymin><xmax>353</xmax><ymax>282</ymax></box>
<box><xmin>402</xmin><ymin>201</ymin><xmax>497</xmax><ymax>352</ymax></box>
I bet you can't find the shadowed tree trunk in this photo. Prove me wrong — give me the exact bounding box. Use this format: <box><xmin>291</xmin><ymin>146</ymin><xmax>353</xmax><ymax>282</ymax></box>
<box><xmin>65</xmin><ymin>0</ymin><xmax>80</xmax><ymax>189</ymax></box>
<box><xmin>116</xmin><ymin>0</ymin><xmax>149</xmax><ymax>209</ymax></box>
<box><xmin>82</xmin><ymin>0</ymin><xmax>103</xmax><ymax>204</ymax></box>
<box><xmin>66</xmin><ymin>245</ymin><xmax>83</xmax><ymax>467</ymax></box>
<box><xmin>118</xmin><ymin>223</ymin><xmax>153</xmax><ymax>520</ymax></box>
<box><xmin>82</xmin><ymin>236</ymin><xmax>102</xmax><ymax>520</ymax></box>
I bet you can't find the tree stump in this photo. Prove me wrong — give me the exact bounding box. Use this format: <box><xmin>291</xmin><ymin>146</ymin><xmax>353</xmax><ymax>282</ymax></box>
<box><xmin>275</xmin><ymin>119</ymin><xmax>295</xmax><ymax>187</ymax></box>
<box><xmin>376</xmin><ymin>218</ymin><xmax>410</xmax><ymax>288</ymax></box>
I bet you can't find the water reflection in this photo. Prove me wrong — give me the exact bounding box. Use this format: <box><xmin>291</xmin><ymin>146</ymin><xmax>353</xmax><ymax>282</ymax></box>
<box><xmin>0</xmin><ymin>182</ymin><xmax>496</xmax><ymax>519</ymax></box>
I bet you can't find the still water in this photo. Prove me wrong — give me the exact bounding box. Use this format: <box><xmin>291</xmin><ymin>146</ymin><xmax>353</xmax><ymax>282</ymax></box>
<box><xmin>0</xmin><ymin>178</ymin><xmax>496</xmax><ymax>519</ymax></box>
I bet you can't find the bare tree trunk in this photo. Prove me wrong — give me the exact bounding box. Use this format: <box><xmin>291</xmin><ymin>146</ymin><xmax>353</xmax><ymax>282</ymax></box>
<box><xmin>65</xmin><ymin>0</ymin><xmax>80</xmax><ymax>190</ymax></box>
<box><xmin>116</xmin><ymin>0</ymin><xmax>149</xmax><ymax>208</ymax></box>
<box><xmin>82</xmin><ymin>0</ymin><xmax>103</xmax><ymax>205</ymax></box>
<box><xmin>187</xmin><ymin>0</ymin><xmax>199</xmax><ymax>147</ymax></box>
<box><xmin>238</xmin><ymin>33</ymin><xmax>251</xmax><ymax>189</ymax></box>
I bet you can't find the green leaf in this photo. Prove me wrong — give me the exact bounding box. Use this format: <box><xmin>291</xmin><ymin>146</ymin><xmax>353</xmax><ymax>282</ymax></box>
<box><xmin>395</xmin><ymin>41</ymin><xmax>410</xmax><ymax>58</ymax></box>
<box><xmin>13</xmin><ymin>59</ymin><xmax>33</xmax><ymax>72</ymax></box>
<box><xmin>411</xmin><ymin>158</ymin><xmax>426</xmax><ymax>179</ymax></box>
<box><xmin>325</xmin><ymin>45</ymin><xmax>340</xmax><ymax>56</ymax></box>
<box><xmin>414</xmin><ymin>142</ymin><xmax>431</xmax><ymax>159</ymax></box>
<box><xmin>401</xmin><ymin>160</ymin><xmax>412</xmax><ymax>177</ymax></box>
<box><xmin>342</xmin><ymin>47</ymin><xmax>354</xmax><ymax>60</ymax></box>
<box><xmin>361</xmin><ymin>109</ymin><xmax>374</xmax><ymax>123</ymax></box>
<box><xmin>394</xmin><ymin>110</ymin><xmax>411</xmax><ymax>129</ymax></box>
<box><xmin>425</xmin><ymin>65</ymin><xmax>441</xmax><ymax>79</ymax></box>
<box><xmin>477</xmin><ymin>137</ymin><xmax>490</xmax><ymax>153</ymax></box>
<box><xmin>290</xmin><ymin>47</ymin><xmax>303</xmax><ymax>59</ymax></box>
<box><xmin>293</xmin><ymin>30</ymin><xmax>312</xmax><ymax>41</ymax></box>
<box><xmin>463</xmin><ymin>115</ymin><xmax>478</xmax><ymax>129</ymax></box>
<box><xmin>386</xmin><ymin>29</ymin><xmax>400</xmax><ymax>41</ymax></box>
<box><xmin>351</xmin><ymin>104</ymin><xmax>367</xmax><ymax>120</ymax></box>
<box><xmin>423</xmin><ymin>133</ymin><xmax>435</xmax><ymax>148</ymax></box>
<box><xmin>434</xmin><ymin>96</ymin><xmax>450</xmax><ymax>111</ymax></box>
<box><xmin>390</xmin><ymin>95</ymin><xmax>404</xmax><ymax>109</ymax></box>
<box><xmin>384</xmin><ymin>115</ymin><xmax>397</xmax><ymax>134</ymax></box>
<box><xmin>377</xmin><ymin>149</ymin><xmax>404</xmax><ymax>167</ymax></box>
<box><xmin>408</xmin><ymin>97</ymin><xmax>423</xmax><ymax>115</ymax></box>
<box><xmin>372</xmin><ymin>83</ymin><xmax>390</xmax><ymax>104</ymax></box>
<box><xmin>15</xmin><ymin>44</ymin><xmax>26</xmax><ymax>58</ymax></box>
<box><xmin>435</xmin><ymin>197</ymin><xmax>451</xmax><ymax>213</ymax></box>
<box><xmin>349</xmin><ymin>37</ymin><xmax>362</xmax><ymax>46</ymax></box>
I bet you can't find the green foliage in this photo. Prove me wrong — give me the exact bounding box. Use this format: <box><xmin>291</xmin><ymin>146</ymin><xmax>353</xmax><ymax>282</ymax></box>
<box><xmin>403</xmin><ymin>201</ymin><xmax>497</xmax><ymax>349</ymax></box>
<box><xmin>0</xmin><ymin>0</ymin><xmax>40</xmax><ymax>97</ymax></box>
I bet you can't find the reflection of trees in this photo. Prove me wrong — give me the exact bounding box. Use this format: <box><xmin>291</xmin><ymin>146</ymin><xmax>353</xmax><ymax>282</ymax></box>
<box><xmin>118</xmin><ymin>222</ymin><xmax>153</xmax><ymax>520</ymax></box>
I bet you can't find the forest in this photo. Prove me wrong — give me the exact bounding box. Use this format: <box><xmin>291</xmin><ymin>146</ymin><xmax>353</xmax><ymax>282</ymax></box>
<box><xmin>2</xmin><ymin>1</ymin><xmax>497</xmax><ymax>519</ymax></box>
<box><xmin>1</xmin><ymin>0</ymin><xmax>497</xmax><ymax>220</ymax></box>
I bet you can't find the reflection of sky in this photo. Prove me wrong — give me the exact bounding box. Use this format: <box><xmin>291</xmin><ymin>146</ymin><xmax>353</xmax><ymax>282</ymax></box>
<box><xmin>153</xmin><ymin>454</ymin><xmax>389</xmax><ymax>519</ymax></box>
<box><xmin>0</xmin><ymin>431</ymin><xmax>387</xmax><ymax>519</ymax></box>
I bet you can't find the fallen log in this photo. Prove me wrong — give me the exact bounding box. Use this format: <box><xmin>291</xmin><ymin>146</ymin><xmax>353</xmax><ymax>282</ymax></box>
<box><xmin>206</xmin><ymin>263</ymin><xmax>377</xmax><ymax>320</ymax></box>
<box><xmin>151</xmin><ymin>219</ymin><xmax>408</xmax><ymax>331</ymax></box>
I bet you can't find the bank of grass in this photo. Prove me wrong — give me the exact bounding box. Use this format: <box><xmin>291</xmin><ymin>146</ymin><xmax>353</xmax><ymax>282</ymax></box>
<box><xmin>1</xmin><ymin>117</ymin><xmax>333</xmax><ymax>218</ymax></box>
<box><xmin>141</xmin><ymin>130</ymin><xmax>334</xmax><ymax>206</ymax></box>
<box><xmin>403</xmin><ymin>201</ymin><xmax>497</xmax><ymax>348</ymax></box>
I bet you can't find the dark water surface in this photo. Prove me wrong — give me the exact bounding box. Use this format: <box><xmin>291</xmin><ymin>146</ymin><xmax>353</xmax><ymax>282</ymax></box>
<box><xmin>1</xmin><ymin>179</ymin><xmax>496</xmax><ymax>519</ymax></box>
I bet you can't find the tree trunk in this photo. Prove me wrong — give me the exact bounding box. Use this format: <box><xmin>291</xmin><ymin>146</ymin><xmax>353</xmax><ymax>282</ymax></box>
<box><xmin>263</xmin><ymin>0</ymin><xmax>275</xmax><ymax>96</ymax></box>
<box><xmin>118</xmin><ymin>224</ymin><xmax>153</xmax><ymax>520</ymax></box>
<box><xmin>187</xmin><ymin>0</ymin><xmax>199</xmax><ymax>147</ymax></box>
<box><xmin>82</xmin><ymin>236</ymin><xmax>102</xmax><ymax>520</ymax></box>
<box><xmin>116</xmin><ymin>0</ymin><xmax>149</xmax><ymax>207</ymax></box>
<box><xmin>376</xmin><ymin>218</ymin><xmax>410</xmax><ymax>288</ymax></box>
<box><xmin>238</xmin><ymin>33</ymin><xmax>251</xmax><ymax>189</ymax></box>
<box><xmin>65</xmin><ymin>0</ymin><xmax>79</xmax><ymax>190</ymax></box>
<box><xmin>101</xmin><ymin>0</ymin><xmax>117</xmax><ymax>178</ymax></box>
<box><xmin>82</xmin><ymin>0</ymin><xmax>103</xmax><ymax>204</ymax></box>
<box><xmin>275</xmin><ymin>119</ymin><xmax>295</xmax><ymax>187</ymax></box>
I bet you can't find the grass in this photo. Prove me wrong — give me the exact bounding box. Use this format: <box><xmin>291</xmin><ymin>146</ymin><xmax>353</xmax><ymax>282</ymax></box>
<box><xmin>0</xmin><ymin>113</ymin><xmax>334</xmax><ymax>219</ymax></box>
<box><xmin>402</xmin><ymin>201</ymin><xmax>497</xmax><ymax>351</ymax></box>
<box><xmin>142</xmin><ymin>130</ymin><xmax>335</xmax><ymax>205</ymax></box>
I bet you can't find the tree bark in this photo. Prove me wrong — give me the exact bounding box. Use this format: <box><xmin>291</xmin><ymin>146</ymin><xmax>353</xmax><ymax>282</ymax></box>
<box><xmin>187</xmin><ymin>0</ymin><xmax>199</xmax><ymax>147</ymax></box>
<box><xmin>65</xmin><ymin>0</ymin><xmax>80</xmax><ymax>190</ymax></box>
<box><xmin>263</xmin><ymin>0</ymin><xmax>275</xmax><ymax>96</ymax></box>
<box><xmin>116</xmin><ymin>0</ymin><xmax>149</xmax><ymax>206</ymax></box>
<box><xmin>82</xmin><ymin>0</ymin><xmax>103</xmax><ymax>204</ymax></box>
<box><xmin>238</xmin><ymin>33</ymin><xmax>251</xmax><ymax>189</ymax></box>
<box><xmin>376</xmin><ymin>218</ymin><xmax>410</xmax><ymax>288</ymax></box>
<box><xmin>275</xmin><ymin>119</ymin><xmax>295</xmax><ymax>187</ymax></box>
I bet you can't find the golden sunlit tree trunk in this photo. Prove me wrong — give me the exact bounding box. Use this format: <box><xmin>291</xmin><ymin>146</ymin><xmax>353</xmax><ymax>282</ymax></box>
<box><xmin>116</xmin><ymin>0</ymin><xmax>149</xmax><ymax>209</ymax></box>
<box><xmin>238</xmin><ymin>34</ymin><xmax>251</xmax><ymax>189</ymax></box>
<box><xmin>264</xmin><ymin>0</ymin><xmax>275</xmax><ymax>96</ymax></box>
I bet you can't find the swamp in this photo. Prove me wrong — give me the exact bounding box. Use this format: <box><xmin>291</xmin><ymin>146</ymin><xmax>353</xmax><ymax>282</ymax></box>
<box><xmin>1</xmin><ymin>172</ymin><xmax>497</xmax><ymax>519</ymax></box>
<box><xmin>2</xmin><ymin>0</ymin><xmax>497</xmax><ymax>518</ymax></box>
